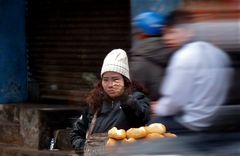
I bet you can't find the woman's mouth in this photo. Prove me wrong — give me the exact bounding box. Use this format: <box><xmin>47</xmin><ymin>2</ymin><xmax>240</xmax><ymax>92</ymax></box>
<box><xmin>107</xmin><ymin>90</ymin><xmax>115</xmax><ymax>94</ymax></box>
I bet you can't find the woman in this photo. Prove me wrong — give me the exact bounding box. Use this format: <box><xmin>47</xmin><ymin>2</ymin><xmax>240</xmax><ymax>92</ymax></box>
<box><xmin>70</xmin><ymin>49</ymin><xmax>150</xmax><ymax>152</ymax></box>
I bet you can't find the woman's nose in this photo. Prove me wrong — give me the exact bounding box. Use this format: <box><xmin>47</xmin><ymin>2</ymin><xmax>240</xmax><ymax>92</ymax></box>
<box><xmin>107</xmin><ymin>81</ymin><xmax>114</xmax><ymax>87</ymax></box>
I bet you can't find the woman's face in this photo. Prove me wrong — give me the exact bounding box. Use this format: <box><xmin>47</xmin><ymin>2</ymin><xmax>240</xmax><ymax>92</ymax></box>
<box><xmin>102</xmin><ymin>71</ymin><xmax>125</xmax><ymax>98</ymax></box>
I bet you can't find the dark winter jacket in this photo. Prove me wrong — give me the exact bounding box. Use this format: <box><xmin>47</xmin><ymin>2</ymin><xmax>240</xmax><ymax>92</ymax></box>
<box><xmin>70</xmin><ymin>91</ymin><xmax>150</xmax><ymax>150</ymax></box>
<box><xmin>129</xmin><ymin>37</ymin><xmax>177</xmax><ymax>100</ymax></box>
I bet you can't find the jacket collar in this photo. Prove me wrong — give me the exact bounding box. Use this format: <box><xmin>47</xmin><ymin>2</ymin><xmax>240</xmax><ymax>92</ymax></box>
<box><xmin>100</xmin><ymin>100</ymin><xmax>119</xmax><ymax>114</ymax></box>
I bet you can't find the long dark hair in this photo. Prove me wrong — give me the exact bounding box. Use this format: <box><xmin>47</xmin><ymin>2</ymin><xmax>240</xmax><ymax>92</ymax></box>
<box><xmin>85</xmin><ymin>75</ymin><xmax>148</xmax><ymax>113</ymax></box>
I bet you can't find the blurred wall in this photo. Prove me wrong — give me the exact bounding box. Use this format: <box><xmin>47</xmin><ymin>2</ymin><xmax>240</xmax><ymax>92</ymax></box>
<box><xmin>131</xmin><ymin>0</ymin><xmax>182</xmax><ymax>17</ymax></box>
<box><xmin>0</xmin><ymin>0</ymin><xmax>27</xmax><ymax>103</ymax></box>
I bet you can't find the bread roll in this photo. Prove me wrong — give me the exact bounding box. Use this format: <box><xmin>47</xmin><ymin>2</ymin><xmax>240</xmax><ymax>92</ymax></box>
<box><xmin>145</xmin><ymin>133</ymin><xmax>164</xmax><ymax>140</ymax></box>
<box><xmin>122</xmin><ymin>138</ymin><xmax>136</xmax><ymax>144</ymax></box>
<box><xmin>106</xmin><ymin>138</ymin><xmax>117</xmax><ymax>147</ymax></box>
<box><xmin>126</xmin><ymin>127</ymin><xmax>147</xmax><ymax>139</ymax></box>
<box><xmin>163</xmin><ymin>132</ymin><xmax>177</xmax><ymax>138</ymax></box>
<box><xmin>108</xmin><ymin>127</ymin><xmax>126</xmax><ymax>140</ymax></box>
<box><xmin>145</xmin><ymin>123</ymin><xmax>166</xmax><ymax>134</ymax></box>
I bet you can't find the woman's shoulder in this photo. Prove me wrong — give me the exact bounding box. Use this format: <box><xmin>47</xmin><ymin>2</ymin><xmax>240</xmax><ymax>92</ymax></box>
<box><xmin>132</xmin><ymin>91</ymin><xmax>149</xmax><ymax>100</ymax></box>
<box><xmin>132</xmin><ymin>91</ymin><xmax>145</xmax><ymax>95</ymax></box>
<box><xmin>81</xmin><ymin>106</ymin><xmax>94</xmax><ymax>116</ymax></box>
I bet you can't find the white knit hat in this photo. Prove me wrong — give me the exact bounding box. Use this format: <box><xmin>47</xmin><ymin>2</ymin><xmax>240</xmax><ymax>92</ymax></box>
<box><xmin>101</xmin><ymin>49</ymin><xmax>130</xmax><ymax>80</ymax></box>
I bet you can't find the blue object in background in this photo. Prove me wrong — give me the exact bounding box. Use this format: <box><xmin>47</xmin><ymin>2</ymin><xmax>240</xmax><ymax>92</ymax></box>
<box><xmin>133</xmin><ymin>12</ymin><xmax>166</xmax><ymax>35</ymax></box>
<box><xmin>0</xmin><ymin>0</ymin><xmax>27</xmax><ymax>103</ymax></box>
<box><xmin>130</xmin><ymin>0</ymin><xmax>183</xmax><ymax>44</ymax></box>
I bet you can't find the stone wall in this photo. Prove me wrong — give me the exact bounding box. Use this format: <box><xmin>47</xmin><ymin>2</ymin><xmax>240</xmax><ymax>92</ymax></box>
<box><xmin>0</xmin><ymin>105</ymin><xmax>23</xmax><ymax>146</ymax></box>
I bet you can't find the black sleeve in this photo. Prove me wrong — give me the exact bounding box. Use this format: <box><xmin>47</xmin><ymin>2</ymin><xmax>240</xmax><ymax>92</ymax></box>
<box><xmin>120</xmin><ymin>91</ymin><xmax>151</xmax><ymax>126</ymax></box>
<box><xmin>69</xmin><ymin>108</ymin><xmax>89</xmax><ymax>150</ymax></box>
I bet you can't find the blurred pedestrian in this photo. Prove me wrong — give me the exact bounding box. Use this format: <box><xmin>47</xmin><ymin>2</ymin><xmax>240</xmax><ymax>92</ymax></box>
<box><xmin>150</xmin><ymin>10</ymin><xmax>233</xmax><ymax>133</ymax></box>
<box><xmin>129</xmin><ymin>12</ymin><xmax>177</xmax><ymax>101</ymax></box>
<box><xmin>70</xmin><ymin>49</ymin><xmax>150</xmax><ymax>154</ymax></box>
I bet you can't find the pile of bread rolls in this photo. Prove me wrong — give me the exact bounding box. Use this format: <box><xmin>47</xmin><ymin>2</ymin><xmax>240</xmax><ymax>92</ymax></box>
<box><xmin>106</xmin><ymin>123</ymin><xmax>177</xmax><ymax>147</ymax></box>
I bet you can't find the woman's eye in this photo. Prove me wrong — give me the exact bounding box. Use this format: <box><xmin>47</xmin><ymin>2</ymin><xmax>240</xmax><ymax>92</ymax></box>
<box><xmin>103</xmin><ymin>79</ymin><xmax>108</xmax><ymax>82</ymax></box>
<box><xmin>113</xmin><ymin>78</ymin><xmax>120</xmax><ymax>82</ymax></box>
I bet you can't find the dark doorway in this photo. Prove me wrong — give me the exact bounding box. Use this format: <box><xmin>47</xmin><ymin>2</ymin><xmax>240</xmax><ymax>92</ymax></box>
<box><xmin>26</xmin><ymin>0</ymin><xmax>131</xmax><ymax>105</ymax></box>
